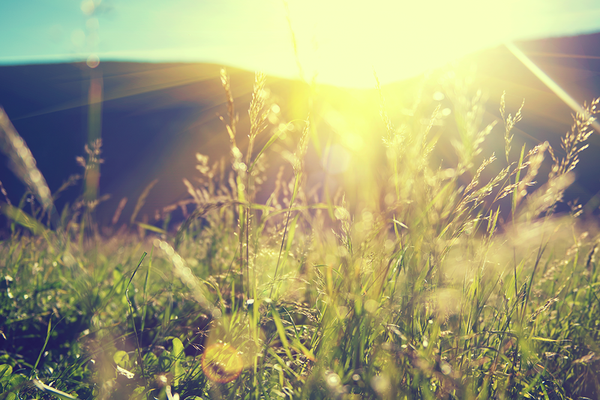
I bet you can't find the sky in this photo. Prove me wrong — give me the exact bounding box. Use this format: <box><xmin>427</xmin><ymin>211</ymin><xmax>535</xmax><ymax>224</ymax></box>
<box><xmin>1</xmin><ymin>0</ymin><xmax>600</xmax><ymax>88</ymax></box>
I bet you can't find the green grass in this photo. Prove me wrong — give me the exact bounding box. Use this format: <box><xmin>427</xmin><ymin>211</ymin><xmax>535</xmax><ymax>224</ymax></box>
<box><xmin>1</xmin><ymin>68</ymin><xmax>600</xmax><ymax>399</ymax></box>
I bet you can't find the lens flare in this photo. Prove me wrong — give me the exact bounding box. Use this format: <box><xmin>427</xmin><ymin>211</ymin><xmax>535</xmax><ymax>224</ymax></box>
<box><xmin>201</xmin><ymin>343</ymin><xmax>243</xmax><ymax>383</ymax></box>
<box><xmin>506</xmin><ymin>41</ymin><xmax>600</xmax><ymax>134</ymax></box>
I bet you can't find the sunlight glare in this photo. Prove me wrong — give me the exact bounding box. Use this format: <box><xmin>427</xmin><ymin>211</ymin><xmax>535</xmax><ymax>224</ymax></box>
<box><xmin>286</xmin><ymin>0</ymin><xmax>527</xmax><ymax>87</ymax></box>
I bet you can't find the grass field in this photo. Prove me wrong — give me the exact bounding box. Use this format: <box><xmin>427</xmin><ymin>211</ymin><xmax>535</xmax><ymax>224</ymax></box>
<box><xmin>1</xmin><ymin>67</ymin><xmax>600</xmax><ymax>399</ymax></box>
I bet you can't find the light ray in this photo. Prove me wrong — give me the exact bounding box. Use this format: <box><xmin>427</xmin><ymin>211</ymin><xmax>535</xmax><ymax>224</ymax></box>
<box><xmin>505</xmin><ymin>42</ymin><xmax>600</xmax><ymax>133</ymax></box>
<box><xmin>523</xmin><ymin>52</ymin><xmax>600</xmax><ymax>60</ymax></box>
<box><xmin>13</xmin><ymin>64</ymin><xmax>252</xmax><ymax>121</ymax></box>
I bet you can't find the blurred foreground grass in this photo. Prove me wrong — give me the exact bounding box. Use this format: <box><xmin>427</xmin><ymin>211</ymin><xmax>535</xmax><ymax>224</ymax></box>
<box><xmin>1</xmin><ymin>68</ymin><xmax>600</xmax><ymax>399</ymax></box>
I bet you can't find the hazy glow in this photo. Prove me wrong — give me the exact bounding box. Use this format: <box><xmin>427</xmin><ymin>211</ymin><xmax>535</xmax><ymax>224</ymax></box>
<box><xmin>283</xmin><ymin>0</ymin><xmax>598</xmax><ymax>87</ymax></box>
<box><xmin>286</xmin><ymin>0</ymin><xmax>515</xmax><ymax>87</ymax></box>
<box><xmin>1</xmin><ymin>0</ymin><xmax>600</xmax><ymax>87</ymax></box>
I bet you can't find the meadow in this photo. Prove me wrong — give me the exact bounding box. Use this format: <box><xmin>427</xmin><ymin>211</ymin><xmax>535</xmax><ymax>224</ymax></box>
<box><xmin>1</xmin><ymin>66</ymin><xmax>600</xmax><ymax>400</ymax></box>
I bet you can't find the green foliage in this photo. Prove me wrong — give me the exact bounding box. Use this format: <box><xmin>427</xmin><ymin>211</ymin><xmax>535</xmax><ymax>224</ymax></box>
<box><xmin>1</xmin><ymin>69</ymin><xmax>600</xmax><ymax>400</ymax></box>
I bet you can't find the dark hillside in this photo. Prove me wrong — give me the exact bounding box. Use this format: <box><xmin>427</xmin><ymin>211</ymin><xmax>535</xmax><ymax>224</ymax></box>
<box><xmin>1</xmin><ymin>32</ymin><xmax>600</xmax><ymax>227</ymax></box>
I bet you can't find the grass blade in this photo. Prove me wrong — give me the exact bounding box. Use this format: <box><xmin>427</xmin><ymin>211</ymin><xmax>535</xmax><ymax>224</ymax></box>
<box><xmin>130</xmin><ymin>179</ymin><xmax>158</xmax><ymax>224</ymax></box>
<box><xmin>31</xmin><ymin>316</ymin><xmax>52</xmax><ymax>379</ymax></box>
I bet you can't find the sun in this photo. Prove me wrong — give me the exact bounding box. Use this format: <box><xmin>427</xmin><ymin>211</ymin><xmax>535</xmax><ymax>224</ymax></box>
<box><xmin>284</xmin><ymin>0</ymin><xmax>527</xmax><ymax>88</ymax></box>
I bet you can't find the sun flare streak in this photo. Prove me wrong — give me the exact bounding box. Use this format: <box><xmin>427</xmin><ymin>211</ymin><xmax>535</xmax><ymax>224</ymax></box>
<box><xmin>506</xmin><ymin>42</ymin><xmax>600</xmax><ymax>134</ymax></box>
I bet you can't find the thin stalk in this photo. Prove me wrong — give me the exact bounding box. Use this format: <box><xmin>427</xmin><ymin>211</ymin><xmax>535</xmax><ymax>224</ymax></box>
<box><xmin>30</xmin><ymin>315</ymin><xmax>53</xmax><ymax>379</ymax></box>
<box><xmin>125</xmin><ymin>252</ymin><xmax>147</xmax><ymax>378</ymax></box>
<box><xmin>270</xmin><ymin>173</ymin><xmax>300</xmax><ymax>298</ymax></box>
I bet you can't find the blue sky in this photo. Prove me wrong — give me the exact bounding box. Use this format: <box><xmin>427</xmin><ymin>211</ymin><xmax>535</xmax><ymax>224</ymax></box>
<box><xmin>2</xmin><ymin>0</ymin><xmax>600</xmax><ymax>87</ymax></box>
